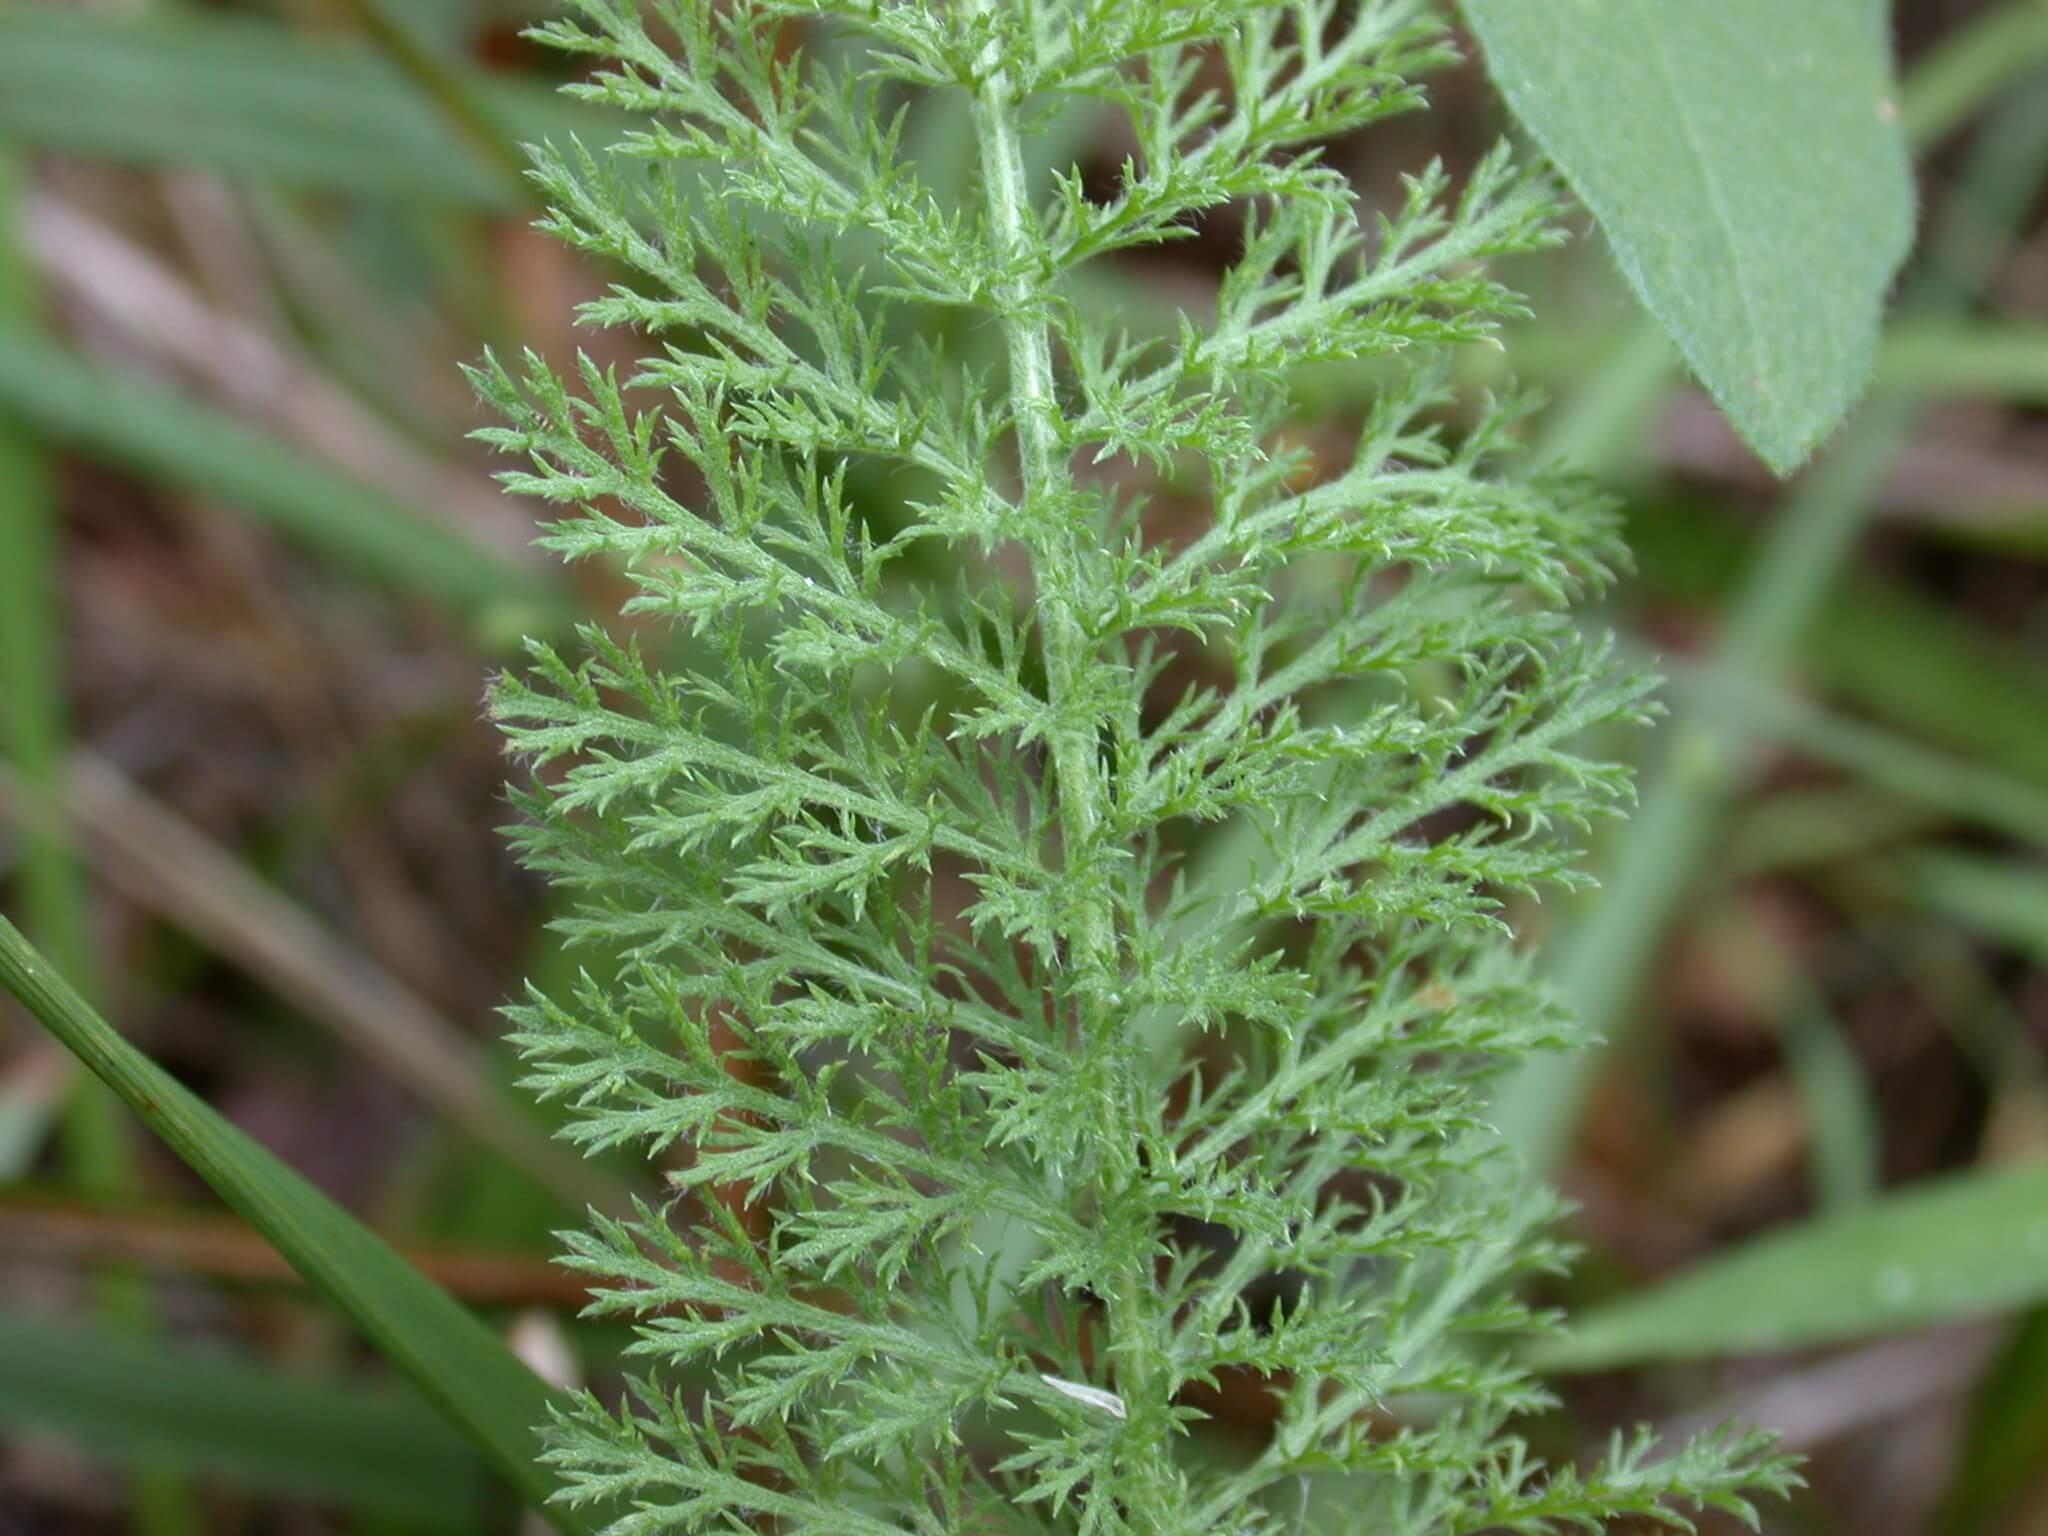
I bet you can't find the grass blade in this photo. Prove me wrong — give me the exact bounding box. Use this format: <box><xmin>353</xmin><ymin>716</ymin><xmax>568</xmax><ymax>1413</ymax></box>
<box><xmin>0</xmin><ymin>144</ymin><xmax>199</xmax><ymax>1536</ymax></box>
<box><xmin>0</xmin><ymin>1308</ymin><xmax>489</xmax><ymax>1528</ymax></box>
<box><xmin>328</xmin><ymin>0</ymin><xmax>531</xmax><ymax>197</ymax></box>
<box><xmin>1878</xmin><ymin>320</ymin><xmax>2048</xmax><ymax>407</ymax></box>
<box><xmin>1912</xmin><ymin>853</ymin><xmax>2048</xmax><ymax>961</ymax></box>
<box><xmin>0</xmin><ymin>322</ymin><xmax>562</xmax><ymax>643</ymax></box>
<box><xmin>1537</xmin><ymin>1159</ymin><xmax>2048</xmax><ymax>1369</ymax></box>
<box><xmin>1634</xmin><ymin>504</ymin><xmax>2048</xmax><ymax>793</ymax></box>
<box><xmin>1675</xmin><ymin>670</ymin><xmax>2048</xmax><ymax>851</ymax></box>
<box><xmin>23</xmin><ymin>189</ymin><xmax>528</xmax><ymax>568</ymax></box>
<box><xmin>0</xmin><ymin>8</ymin><xmax>603</xmax><ymax>207</ymax></box>
<box><xmin>1937</xmin><ymin>1308</ymin><xmax>2048</xmax><ymax>1534</ymax></box>
<box><xmin>0</xmin><ymin>154</ymin><xmax>95</xmax><ymax>1181</ymax></box>
<box><xmin>0</xmin><ymin>751</ymin><xmax>619</xmax><ymax>1214</ymax></box>
<box><xmin>1777</xmin><ymin>990</ymin><xmax>1881</xmax><ymax>1213</ymax></box>
<box><xmin>0</xmin><ymin>917</ymin><xmax>597</xmax><ymax>1535</ymax></box>
<box><xmin>1901</xmin><ymin>0</ymin><xmax>2048</xmax><ymax>147</ymax></box>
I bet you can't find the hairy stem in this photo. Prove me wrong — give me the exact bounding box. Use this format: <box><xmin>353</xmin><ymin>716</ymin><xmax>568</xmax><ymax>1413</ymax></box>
<box><xmin>967</xmin><ymin>11</ymin><xmax>1173</xmax><ymax>1525</ymax></box>
<box><xmin>966</xmin><ymin>11</ymin><xmax>1111</xmax><ymax>982</ymax></box>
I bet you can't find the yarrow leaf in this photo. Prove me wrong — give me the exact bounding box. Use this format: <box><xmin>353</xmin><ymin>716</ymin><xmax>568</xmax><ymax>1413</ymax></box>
<box><xmin>481</xmin><ymin>2</ymin><xmax>1799</xmax><ymax>1531</ymax></box>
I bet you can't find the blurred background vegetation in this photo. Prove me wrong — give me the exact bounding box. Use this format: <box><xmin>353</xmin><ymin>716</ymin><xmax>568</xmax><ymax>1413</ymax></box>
<box><xmin>0</xmin><ymin>1</ymin><xmax>2046</xmax><ymax>1531</ymax></box>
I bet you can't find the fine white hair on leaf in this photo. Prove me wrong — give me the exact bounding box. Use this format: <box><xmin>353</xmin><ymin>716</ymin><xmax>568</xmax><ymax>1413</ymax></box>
<box><xmin>1039</xmin><ymin>1373</ymin><xmax>1128</xmax><ymax>1420</ymax></box>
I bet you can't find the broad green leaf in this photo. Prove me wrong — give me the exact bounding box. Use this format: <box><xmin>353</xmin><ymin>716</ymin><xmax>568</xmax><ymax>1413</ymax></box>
<box><xmin>1460</xmin><ymin>0</ymin><xmax>1915</xmax><ymax>474</ymax></box>
<box><xmin>0</xmin><ymin>918</ymin><xmax>597</xmax><ymax>1536</ymax></box>
<box><xmin>0</xmin><ymin>323</ymin><xmax>561</xmax><ymax>644</ymax></box>
<box><xmin>0</xmin><ymin>1309</ymin><xmax>487</xmax><ymax>1528</ymax></box>
<box><xmin>1536</xmin><ymin>1159</ymin><xmax>2048</xmax><ymax>1369</ymax></box>
<box><xmin>0</xmin><ymin>8</ymin><xmax>607</xmax><ymax>207</ymax></box>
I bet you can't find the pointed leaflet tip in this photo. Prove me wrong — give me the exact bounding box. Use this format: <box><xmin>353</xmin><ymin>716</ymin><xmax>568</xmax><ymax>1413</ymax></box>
<box><xmin>1460</xmin><ymin>0</ymin><xmax>1915</xmax><ymax>477</ymax></box>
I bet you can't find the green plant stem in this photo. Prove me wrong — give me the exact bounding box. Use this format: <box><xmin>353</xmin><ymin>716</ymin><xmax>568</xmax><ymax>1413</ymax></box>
<box><xmin>0</xmin><ymin>172</ymin><xmax>85</xmax><ymax>1039</ymax></box>
<box><xmin>0</xmin><ymin>156</ymin><xmax>100</xmax><ymax>1183</ymax></box>
<box><xmin>967</xmin><ymin>13</ymin><xmax>1171</xmax><ymax>1522</ymax></box>
<box><xmin>966</xmin><ymin>20</ymin><xmax>1111</xmax><ymax>981</ymax></box>
<box><xmin>1776</xmin><ymin>979</ymin><xmax>1879</xmax><ymax>1212</ymax></box>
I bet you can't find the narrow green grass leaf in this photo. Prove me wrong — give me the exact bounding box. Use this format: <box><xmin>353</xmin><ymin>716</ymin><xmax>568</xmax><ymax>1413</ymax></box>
<box><xmin>1776</xmin><ymin>992</ymin><xmax>1880</xmax><ymax>1212</ymax></box>
<box><xmin>1724</xmin><ymin>785</ymin><xmax>1944</xmax><ymax>876</ymax></box>
<box><xmin>1636</xmin><ymin>506</ymin><xmax>2048</xmax><ymax>794</ymax></box>
<box><xmin>1937</xmin><ymin>1308</ymin><xmax>2048</xmax><ymax>1535</ymax></box>
<box><xmin>0</xmin><ymin>1309</ymin><xmax>488</xmax><ymax>1528</ymax></box>
<box><xmin>0</xmin><ymin>150</ymin><xmax>198</xmax><ymax>1536</ymax></box>
<box><xmin>0</xmin><ymin>8</ymin><xmax>605</xmax><ymax>207</ymax></box>
<box><xmin>1537</xmin><ymin>1159</ymin><xmax>2048</xmax><ymax>1369</ymax></box>
<box><xmin>1879</xmin><ymin>320</ymin><xmax>2048</xmax><ymax>407</ymax></box>
<box><xmin>1460</xmin><ymin>0</ymin><xmax>1915</xmax><ymax>474</ymax></box>
<box><xmin>1686</xmin><ymin>674</ymin><xmax>2048</xmax><ymax>851</ymax></box>
<box><xmin>0</xmin><ymin>918</ymin><xmax>596</xmax><ymax>1535</ymax></box>
<box><xmin>0</xmin><ymin>323</ymin><xmax>560</xmax><ymax>643</ymax></box>
<box><xmin>0</xmin><ymin>153</ymin><xmax>91</xmax><ymax>1180</ymax></box>
<box><xmin>1902</xmin><ymin>0</ymin><xmax>2048</xmax><ymax>147</ymax></box>
<box><xmin>329</xmin><ymin>0</ymin><xmax>532</xmax><ymax>195</ymax></box>
<box><xmin>1913</xmin><ymin>853</ymin><xmax>2048</xmax><ymax>961</ymax></box>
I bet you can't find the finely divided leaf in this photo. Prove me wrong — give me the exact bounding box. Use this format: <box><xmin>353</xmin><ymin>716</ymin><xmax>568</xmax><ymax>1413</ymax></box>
<box><xmin>479</xmin><ymin>2</ymin><xmax>1796</xmax><ymax>1528</ymax></box>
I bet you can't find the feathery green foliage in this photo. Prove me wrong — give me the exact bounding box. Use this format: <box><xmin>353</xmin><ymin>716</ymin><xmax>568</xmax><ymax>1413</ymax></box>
<box><xmin>474</xmin><ymin>2</ymin><xmax>1796</xmax><ymax>1530</ymax></box>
